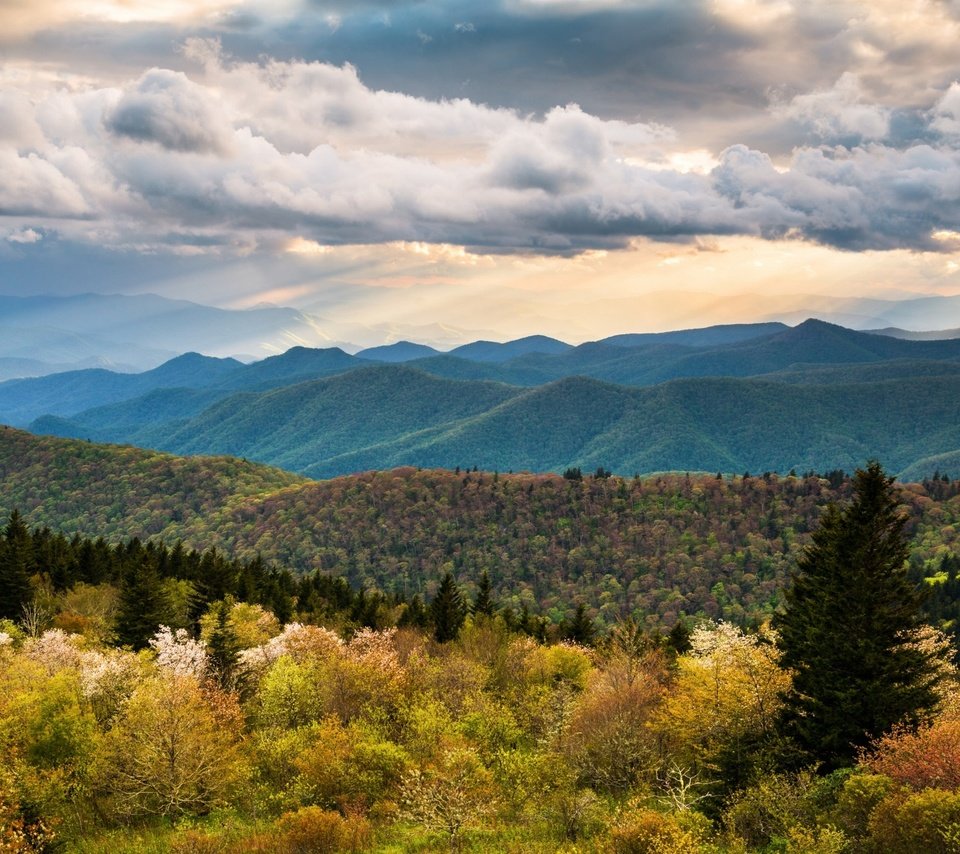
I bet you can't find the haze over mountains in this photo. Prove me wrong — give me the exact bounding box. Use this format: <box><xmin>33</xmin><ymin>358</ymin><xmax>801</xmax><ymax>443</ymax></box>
<box><xmin>8</xmin><ymin>291</ymin><xmax>960</xmax><ymax>383</ymax></box>
<box><xmin>2</xmin><ymin>316</ymin><xmax>959</xmax><ymax>480</ymax></box>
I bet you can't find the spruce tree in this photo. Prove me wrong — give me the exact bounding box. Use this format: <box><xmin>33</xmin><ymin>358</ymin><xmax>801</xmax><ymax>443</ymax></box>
<box><xmin>775</xmin><ymin>461</ymin><xmax>942</xmax><ymax>770</ymax></box>
<box><xmin>206</xmin><ymin>600</ymin><xmax>241</xmax><ymax>690</ymax></box>
<box><xmin>564</xmin><ymin>603</ymin><xmax>596</xmax><ymax>645</ymax></box>
<box><xmin>115</xmin><ymin>561</ymin><xmax>171</xmax><ymax>650</ymax></box>
<box><xmin>472</xmin><ymin>571</ymin><xmax>496</xmax><ymax>618</ymax></box>
<box><xmin>666</xmin><ymin>619</ymin><xmax>693</xmax><ymax>655</ymax></box>
<box><xmin>0</xmin><ymin>511</ymin><xmax>33</xmax><ymax>620</ymax></box>
<box><xmin>431</xmin><ymin>572</ymin><xmax>466</xmax><ymax>643</ymax></box>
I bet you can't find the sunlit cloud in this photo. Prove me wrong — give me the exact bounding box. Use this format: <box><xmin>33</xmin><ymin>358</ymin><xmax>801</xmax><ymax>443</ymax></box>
<box><xmin>3</xmin><ymin>0</ymin><xmax>960</xmax><ymax>341</ymax></box>
<box><xmin>286</xmin><ymin>237</ymin><xmax>334</xmax><ymax>255</ymax></box>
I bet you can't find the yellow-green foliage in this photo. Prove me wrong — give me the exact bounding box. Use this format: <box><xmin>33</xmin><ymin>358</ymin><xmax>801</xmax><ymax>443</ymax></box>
<box><xmin>0</xmin><ymin>601</ymin><xmax>958</xmax><ymax>854</ymax></box>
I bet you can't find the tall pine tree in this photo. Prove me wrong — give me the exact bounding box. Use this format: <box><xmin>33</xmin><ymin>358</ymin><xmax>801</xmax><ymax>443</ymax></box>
<box><xmin>775</xmin><ymin>461</ymin><xmax>942</xmax><ymax>770</ymax></box>
<box><xmin>564</xmin><ymin>603</ymin><xmax>596</xmax><ymax>645</ymax></box>
<box><xmin>472</xmin><ymin>571</ymin><xmax>496</xmax><ymax>618</ymax></box>
<box><xmin>0</xmin><ymin>511</ymin><xmax>33</xmax><ymax>620</ymax></box>
<box><xmin>431</xmin><ymin>572</ymin><xmax>466</xmax><ymax>643</ymax></box>
<box><xmin>115</xmin><ymin>561</ymin><xmax>171</xmax><ymax>650</ymax></box>
<box><xmin>206</xmin><ymin>600</ymin><xmax>241</xmax><ymax>690</ymax></box>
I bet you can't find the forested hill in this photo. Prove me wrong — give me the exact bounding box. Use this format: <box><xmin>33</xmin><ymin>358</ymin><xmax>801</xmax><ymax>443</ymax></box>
<box><xmin>2</xmin><ymin>427</ymin><xmax>959</xmax><ymax>631</ymax></box>
<box><xmin>15</xmin><ymin>320</ymin><xmax>960</xmax><ymax>479</ymax></box>
<box><xmin>0</xmin><ymin>426</ymin><xmax>305</xmax><ymax>540</ymax></box>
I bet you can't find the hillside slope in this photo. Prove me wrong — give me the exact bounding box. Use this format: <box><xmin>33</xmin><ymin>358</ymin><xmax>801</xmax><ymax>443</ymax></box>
<box><xmin>1</xmin><ymin>428</ymin><xmax>958</xmax><ymax>629</ymax></box>
<box><xmin>38</xmin><ymin>368</ymin><xmax>960</xmax><ymax>479</ymax></box>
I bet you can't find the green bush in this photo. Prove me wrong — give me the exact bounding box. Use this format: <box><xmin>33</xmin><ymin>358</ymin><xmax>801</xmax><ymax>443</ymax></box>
<box><xmin>867</xmin><ymin>788</ymin><xmax>960</xmax><ymax>854</ymax></box>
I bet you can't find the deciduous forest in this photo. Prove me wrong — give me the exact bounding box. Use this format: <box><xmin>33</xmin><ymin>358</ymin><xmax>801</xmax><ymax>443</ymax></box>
<box><xmin>1</xmin><ymin>456</ymin><xmax>959</xmax><ymax>852</ymax></box>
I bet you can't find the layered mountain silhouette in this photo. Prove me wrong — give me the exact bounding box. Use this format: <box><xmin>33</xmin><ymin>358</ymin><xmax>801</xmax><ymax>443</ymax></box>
<box><xmin>12</xmin><ymin>318</ymin><xmax>960</xmax><ymax>479</ymax></box>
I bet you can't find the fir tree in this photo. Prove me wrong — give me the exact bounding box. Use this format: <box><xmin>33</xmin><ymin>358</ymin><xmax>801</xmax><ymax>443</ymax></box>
<box><xmin>564</xmin><ymin>603</ymin><xmax>595</xmax><ymax>645</ymax></box>
<box><xmin>775</xmin><ymin>461</ymin><xmax>943</xmax><ymax>770</ymax></box>
<box><xmin>472</xmin><ymin>571</ymin><xmax>496</xmax><ymax>618</ymax></box>
<box><xmin>0</xmin><ymin>511</ymin><xmax>33</xmax><ymax>620</ymax></box>
<box><xmin>206</xmin><ymin>600</ymin><xmax>241</xmax><ymax>690</ymax></box>
<box><xmin>666</xmin><ymin>619</ymin><xmax>692</xmax><ymax>655</ymax></box>
<box><xmin>115</xmin><ymin>561</ymin><xmax>171</xmax><ymax>650</ymax></box>
<box><xmin>431</xmin><ymin>572</ymin><xmax>466</xmax><ymax>643</ymax></box>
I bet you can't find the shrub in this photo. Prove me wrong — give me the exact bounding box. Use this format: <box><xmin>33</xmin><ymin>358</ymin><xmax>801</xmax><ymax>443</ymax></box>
<box><xmin>275</xmin><ymin>806</ymin><xmax>371</xmax><ymax>854</ymax></box>
<box><xmin>829</xmin><ymin>773</ymin><xmax>898</xmax><ymax>842</ymax></box>
<box><xmin>864</xmin><ymin>720</ymin><xmax>960</xmax><ymax>791</ymax></box>
<box><xmin>607</xmin><ymin>803</ymin><xmax>705</xmax><ymax>854</ymax></box>
<box><xmin>867</xmin><ymin>788</ymin><xmax>960</xmax><ymax>854</ymax></box>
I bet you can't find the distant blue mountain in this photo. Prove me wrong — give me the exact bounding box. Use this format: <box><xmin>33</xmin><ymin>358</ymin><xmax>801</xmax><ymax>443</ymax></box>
<box><xmin>449</xmin><ymin>335</ymin><xmax>572</xmax><ymax>362</ymax></box>
<box><xmin>20</xmin><ymin>318</ymin><xmax>960</xmax><ymax>481</ymax></box>
<box><xmin>600</xmin><ymin>322</ymin><xmax>788</xmax><ymax>348</ymax></box>
<box><xmin>356</xmin><ymin>341</ymin><xmax>442</xmax><ymax>362</ymax></box>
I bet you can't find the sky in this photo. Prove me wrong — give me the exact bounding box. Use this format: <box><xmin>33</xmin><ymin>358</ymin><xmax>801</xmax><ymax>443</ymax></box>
<box><xmin>4</xmin><ymin>0</ymin><xmax>960</xmax><ymax>343</ymax></box>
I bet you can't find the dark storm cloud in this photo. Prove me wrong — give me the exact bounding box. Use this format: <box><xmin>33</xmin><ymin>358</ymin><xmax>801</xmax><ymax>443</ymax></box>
<box><xmin>253</xmin><ymin>0</ymin><xmax>756</xmax><ymax>123</ymax></box>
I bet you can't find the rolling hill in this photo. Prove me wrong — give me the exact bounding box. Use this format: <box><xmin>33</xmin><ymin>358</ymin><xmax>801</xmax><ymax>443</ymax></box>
<box><xmin>15</xmin><ymin>319</ymin><xmax>960</xmax><ymax>480</ymax></box>
<box><xmin>31</xmin><ymin>365</ymin><xmax>960</xmax><ymax>480</ymax></box>
<box><xmin>355</xmin><ymin>341</ymin><xmax>442</xmax><ymax>362</ymax></box>
<box><xmin>1</xmin><ymin>427</ymin><xmax>958</xmax><ymax>629</ymax></box>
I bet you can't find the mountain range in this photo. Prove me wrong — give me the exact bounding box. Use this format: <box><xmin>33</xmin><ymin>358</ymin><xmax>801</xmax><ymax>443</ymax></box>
<box><xmin>5</xmin><ymin>318</ymin><xmax>960</xmax><ymax>479</ymax></box>
<box><xmin>9</xmin><ymin>290</ymin><xmax>960</xmax><ymax>382</ymax></box>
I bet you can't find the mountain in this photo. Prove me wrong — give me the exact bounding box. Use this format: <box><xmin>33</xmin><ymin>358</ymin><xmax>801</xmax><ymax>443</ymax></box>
<box><xmin>141</xmin><ymin>366</ymin><xmax>522</xmax><ymax>473</ymax></box>
<box><xmin>868</xmin><ymin>326</ymin><xmax>960</xmax><ymax>341</ymax></box>
<box><xmin>0</xmin><ymin>325</ymin><xmax>175</xmax><ymax>373</ymax></box>
<box><xmin>449</xmin><ymin>334</ymin><xmax>572</xmax><ymax>362</ymax></box>
<box><xmin>0</xmin><ymin>357</ymin><xmax>115</xmax><ymax>384</ymax></box>
<box><xmin>24</xmin><ymin>319</ymin><xmax>960</xmax><ymax>477</ymax></box>
<box><xmin>288</xmin><ymin>373</ymin><xmax>960</xmax><ymax>479</ymax></box>
<box><xmin>214</xmin><ymin>346</ymin><xmax>363</xmax><ymax>391</ymax></box>
<box><xmin>0</xmin><ymin>426</ymin><xmax>305</xmax><ymax>541</ymax></box>
<box><xmin>599</xmin><ymin>322</ymin><xmax>788</xmax><ymax>349</ymax></box>
<box><xmin>355</xmin><ymin>341</ymin><xmax>442</xmax><ymax>362</ymax></box>
<box><xmin>0</xmin><ymin>353</ymin><xmax>242</xmax><ymax>426</ymax></box>
<box><xmin>35</xmin><ymin>360</ymin><xmax>960</xmax><ymax>479</ymax></box>
<box><xmin>409</xmin><ymin>319</ymin><xmax>960</xmax><ymax>388</ymax></box>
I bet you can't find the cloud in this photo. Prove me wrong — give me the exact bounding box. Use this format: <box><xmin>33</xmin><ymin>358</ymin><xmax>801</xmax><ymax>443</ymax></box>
<box><xmin>0</xmin><ymin>150</ymin><xmax>90</xmax><ymax>217</ymax></box>
<box><xmin>105</xmin><ymin>69</ymin><xmax>234</xmax><ymax>154</ymax></box>
<box><xmin>3</xmin><ymin>42</ymin><xmax>960</xmax><ymax>257</ymax></box>
<box><xmin>773</xmin><ymin>73</ymin><xmax>891</xmax><ymax>143</ymax></box>
<box><xmin>5</xmin><ymin>227</ymin><xmax>43</xmax><ymax>244</ymax></box>
<box><xmin>931</xmin><ymin>82</ymin><xmax>960</xmax><ymax>138</ymax></box>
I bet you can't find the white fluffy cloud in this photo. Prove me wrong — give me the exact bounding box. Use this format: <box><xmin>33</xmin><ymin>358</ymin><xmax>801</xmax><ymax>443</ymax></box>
<box><xmin>773</xmin><ymin>73</ymin><xmax>891</xmax><ymax>142</ymax></box>
<box><xmin>3</xmin><ymin>42</ymin><xmax>960</xmax><ymax>255</ymax></box>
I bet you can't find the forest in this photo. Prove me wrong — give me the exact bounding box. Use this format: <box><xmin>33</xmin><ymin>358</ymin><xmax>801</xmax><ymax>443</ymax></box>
<box><xmin>0</xmin><ymin>463</ymin><xmax>959</xmax><ymax>852</ymax></box>
<box><xmin>3</xmin><ymin>428</ymin><xmax>960</xmax><ymax>636</ymax></box>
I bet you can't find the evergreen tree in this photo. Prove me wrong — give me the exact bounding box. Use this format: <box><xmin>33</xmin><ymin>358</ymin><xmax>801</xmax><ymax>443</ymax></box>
<box><xmin>564</xmin><ymin>603</ymin><xmax>596</xmax><ymax>645</ymax></box>
<box><xmin>206</xmin><ymin>600</ymin><xmax>241</xmax><ymax>690</ymax></box>
<box><xmin>399</xmin><ymin>594</ymin><xmax>431</xmax><ymax>629</ymax></box>
<box><xmin>0</xmin><ymin>511</ymin><xmax>33</xmax><ymax>620</ymax></box>
<box><xmin>775</xmin><ymin>461</ymin><xmax>943</xmax><ymax>770</ymax></box>
<box><xmin>115</xmin><ymin>561</ymin><xmax>171</xmax><ymax>650</ymax></box>
<box><xmin>431</xmin><ymin>572</ymin><xmax>466</xmax><ymax>643</ymax></box>
<box><xmin>666</xmin><ymin>619</ymin><xmax>693</xmax><ymax>655</ymax></box>
<box><xmin>472</xmin><ymin>571</ymin><xmax>496</xmax><ymax>618</ymax></box>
